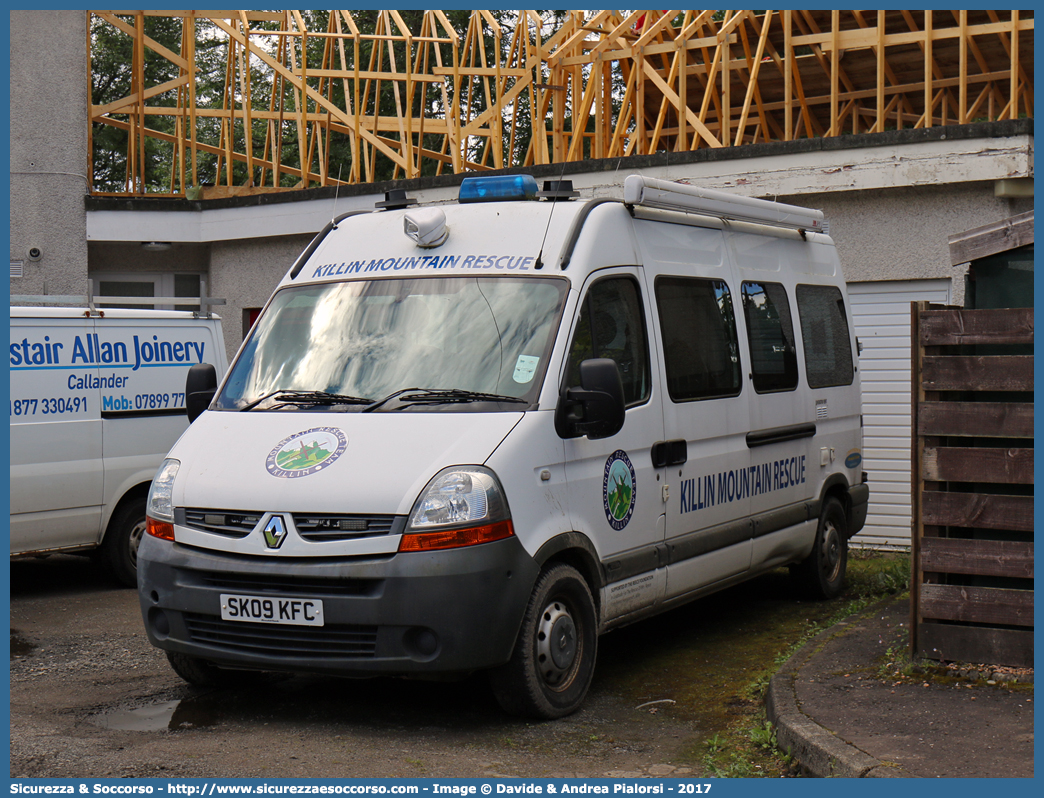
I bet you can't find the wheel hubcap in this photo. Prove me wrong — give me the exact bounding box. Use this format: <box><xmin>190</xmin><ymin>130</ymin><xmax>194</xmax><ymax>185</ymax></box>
<box><xmin>129</xmin><ymin>520</ymin><xmax>147</xmax><ymax>567</ymax></box>
<box><xmin>536</xmin><ymin>600</ymin><xmax>578</xmax><ymax>688</ymax></box>
<box><xmin>821</xmin><ymin>521</ymin><xmax>841</xmax><ymax>582</ymax></box>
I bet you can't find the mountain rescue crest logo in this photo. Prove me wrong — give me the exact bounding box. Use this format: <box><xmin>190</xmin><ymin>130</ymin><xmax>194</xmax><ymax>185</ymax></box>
<box><xmin>266</xmin><ymin>427</ymin><xmax>347</xmax><ymax>479</ymax></box>
<box><xmin>602</xmin><ymin>450</ymin><xmax>636</xmax><ymax>530</ymax></box>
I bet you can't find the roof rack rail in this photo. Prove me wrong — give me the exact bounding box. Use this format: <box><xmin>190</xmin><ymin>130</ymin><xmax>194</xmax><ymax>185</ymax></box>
<box><xmin>11</xmin><ymin>282</ymin><xmax>226</xmax><ymax>318</ymax></box>
<box><xmin>623</xmin><ymin>175</ymin><xmax>827</xmax><ymax>234</ymax></box>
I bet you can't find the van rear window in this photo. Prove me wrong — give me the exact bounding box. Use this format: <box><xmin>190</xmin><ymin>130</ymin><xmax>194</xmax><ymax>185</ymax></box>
<box><xmin>796</xmin><ymin>284</ymin><xmax>854</xmax><ymax>388</ymax></box>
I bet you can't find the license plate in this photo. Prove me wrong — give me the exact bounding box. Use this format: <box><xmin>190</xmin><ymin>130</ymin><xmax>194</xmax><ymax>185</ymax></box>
<box><xmin>220</xmin><ymin>593</ymin><xmax>324</xmax><ymax>627</ymax></box>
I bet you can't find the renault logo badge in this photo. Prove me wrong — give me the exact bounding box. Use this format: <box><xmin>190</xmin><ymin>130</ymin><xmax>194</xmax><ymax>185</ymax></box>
<box><xmin>263</xmin><ymin>515</ymin><xmax>289</xmax><ymax>549</ymax></box>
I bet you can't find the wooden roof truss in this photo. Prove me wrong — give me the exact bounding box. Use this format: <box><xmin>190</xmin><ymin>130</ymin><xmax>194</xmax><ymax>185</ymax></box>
<box><xmin>88</xmin><ymin>9</ymin><xmax>1035</xmax><ymax>197</ymax></box>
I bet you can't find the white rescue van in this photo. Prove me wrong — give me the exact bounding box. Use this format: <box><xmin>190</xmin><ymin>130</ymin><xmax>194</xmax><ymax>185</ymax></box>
<box><xmin>10</xmin><ymin>305</ymin><xmax>227</xmax><ymax>586</ymax></box>
<box><xmin>138</xmin><ymin>175</ymin><xmax>868</xmax><ymax>718</ymax></box>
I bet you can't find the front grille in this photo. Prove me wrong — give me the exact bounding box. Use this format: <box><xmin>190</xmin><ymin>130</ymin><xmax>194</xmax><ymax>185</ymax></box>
<box><xmin>294</xmin><ymin>514</ymin><xmax>397</xmax><ymax>542</ymax></box>
<box><xmin>180</xmin><ymin>509</ymin><xmax>399</xmax><ymax>542</ymax></box>
<box><xmin>182</xmin><ymin>509</ymin><xmax>261</xmax><ymax>539</ymax></box>
<box><xmin>184</xmin><ymin>614</ymin><xmax>378</xmax><ymax>659</ymax></box>
<box><xmin>189</xmin><ymin>570</ymin><xmax>381</xmax><ymax>598</ymax></box>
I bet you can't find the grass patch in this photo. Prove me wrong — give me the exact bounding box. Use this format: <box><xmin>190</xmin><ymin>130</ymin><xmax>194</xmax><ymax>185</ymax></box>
<box><xmin>699</xmin><ymin>551</ymin><xmax>911</xmax><ymax>777</ymax></box>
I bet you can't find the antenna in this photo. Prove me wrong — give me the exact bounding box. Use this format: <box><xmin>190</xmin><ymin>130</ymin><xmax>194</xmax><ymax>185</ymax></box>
<box><xmin>534</xmin><ymin>160</ymin><xmax>570</xmax><ymax>270</ymax></box>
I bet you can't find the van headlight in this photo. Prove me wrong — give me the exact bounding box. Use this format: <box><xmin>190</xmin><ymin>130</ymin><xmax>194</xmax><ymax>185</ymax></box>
<box><xmin>146</xmin><ymin>459</ymin><xmax>180</xmax><ymax>541</ymax></box>
<box><xmin>401</xmin><ymin>466</ymin><xmax>514</xmax><ymax>552</ymax></box>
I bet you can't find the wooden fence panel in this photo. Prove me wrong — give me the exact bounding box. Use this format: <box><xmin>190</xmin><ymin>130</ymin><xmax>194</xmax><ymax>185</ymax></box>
<box><xmin>920</xmin><ymin>492</ymin><xmax>1034</xmax><ymax>532</ymax></box>
<box><xmin>920</xmin><ymin>538</ymin><xmax>1034</xmax><ymax>579</ymax></box>
<box><xmin>919</xmin><ymin>625</ymin><xmax>1034</xmax><ymax>668</ymax></box>
<box><xmin>911</xmin><ymin>303</ymin><xmax>1034</xmax><ymax>668</ymax></box>
<box><xmin>917</xmin><ymin>401</ymin><xmax>1033</xmax><ymax>438</ymax></box>
<box><xmin>920</xmin><ymin>355</ymin><xmax>1033</xmax><ymax>391</ymax></box>
<box><xmin>919</xmin><ymin>584</ymin><xmax>1033</xmax><ymax>626</ymax></box>
<box><xmin>921</xmin><ymin>446</ymin><xmax>1033</xmax><ymax>484</ymax></box>
<box><xmin>919</xmin><ymin>307</ymin><xmax>1035</xmax><ymax>346</ymax></box>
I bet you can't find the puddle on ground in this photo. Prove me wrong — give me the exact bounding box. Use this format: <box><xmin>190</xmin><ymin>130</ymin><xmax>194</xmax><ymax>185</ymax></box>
<box><xmin>10</xmin><ymin>631</ymin><xmax>36</xmax><ymax>659</ymax></box>
<box><xmin>93</xmin><ymin>696</ymin><xmax>220</xmax><ymax>732</ymax></box>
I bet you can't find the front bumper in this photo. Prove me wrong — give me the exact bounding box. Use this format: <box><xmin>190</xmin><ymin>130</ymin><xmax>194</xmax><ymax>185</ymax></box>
<box><xmin>137</xmin><ymin>532</ymin><xmax>539</xmax><ymax>677</ymax></box>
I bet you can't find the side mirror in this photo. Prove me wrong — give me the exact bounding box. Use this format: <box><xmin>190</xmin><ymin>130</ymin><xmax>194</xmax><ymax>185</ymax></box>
<box><xmin>185</xmin><ymin>363</ymin><xmax>218</xmax><ymax>423</ymax></box>
<box><xmin>555</xmin><ymin>358</ymin><xmax>626</xmax><ymax>440</ymax></box>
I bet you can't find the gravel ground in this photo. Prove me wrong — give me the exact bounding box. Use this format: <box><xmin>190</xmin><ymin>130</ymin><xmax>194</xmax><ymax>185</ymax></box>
<box><xmin>10</xmin><ymin>555</ymin><xmax>713</xmax><ymax>780</ymax></box>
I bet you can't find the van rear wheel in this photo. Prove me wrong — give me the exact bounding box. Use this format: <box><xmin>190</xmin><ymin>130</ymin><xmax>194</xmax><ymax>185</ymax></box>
<box><xmin>791</xmin><ymin>497</ymin><xmax>848</xmax><ymax>600</ymax></box>
<box><xmin>489</xmin><ymin>563</ymin><xmax>597</xmax><ymax>719</ymax></box>
<box><xmin>100</xmin><ymin>496</ymin><xmax>147</xmax><ymax>588</ymax></box>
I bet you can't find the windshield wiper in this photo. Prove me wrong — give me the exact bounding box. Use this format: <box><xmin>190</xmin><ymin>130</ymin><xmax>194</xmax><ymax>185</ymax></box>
<box><xmin>363</xmin><ymin>388</ymin><xmax>528</xmax><ymax>413</ymax></box>
<box><xmin>240</xmin><ymin>390</ymin><xmax>372</xmax><ymax>412</ymax></box>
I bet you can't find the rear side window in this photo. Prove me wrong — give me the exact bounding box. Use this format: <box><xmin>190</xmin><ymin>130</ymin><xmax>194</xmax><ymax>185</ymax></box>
<box><xmin>741</xmin><ymin>282</ymin><xmax>798</xmax><ymax>393</ymax></box>
<box><xmin>654</xmin><ymin>276</ymin><xmax>741</xmax><ymax>401</ymax></box>
<box><xmin>796</xmin><ymin>284</ymin><xmax>854</xmax><ymax>388</ymax></box>
<box><xmin>565</xmin><ymin>276</ymin><xmax>651</xmax><ymax>407</ymax></box>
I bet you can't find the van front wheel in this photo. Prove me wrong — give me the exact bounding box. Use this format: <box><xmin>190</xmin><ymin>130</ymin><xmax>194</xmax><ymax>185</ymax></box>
<box><xmin>792</xmin><ymin>497</ymin><xmax>848</xmax><ymax>600</ymax></box>
<box><xmin>489</xmin><ymin>563</ymin><xmax>597</xmax><ymax>719</ymax></box>
<box><xmin>167</xmin><ymin>652</ymin><xmax>246</xmax><ymax>687</ymax></box>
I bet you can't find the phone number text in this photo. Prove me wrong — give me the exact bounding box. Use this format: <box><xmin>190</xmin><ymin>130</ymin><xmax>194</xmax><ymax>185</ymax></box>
<box><xmin>10</xmin><ymin>397</ymin><xmax>89</xmax><ymax>417</ymax></box>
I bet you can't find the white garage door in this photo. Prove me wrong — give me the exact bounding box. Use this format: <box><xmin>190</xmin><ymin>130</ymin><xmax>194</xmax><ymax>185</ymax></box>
<box><xmin>846</xmin><ymin>279</ymin><xmax>952</xmax><ymax>549</ymax></box>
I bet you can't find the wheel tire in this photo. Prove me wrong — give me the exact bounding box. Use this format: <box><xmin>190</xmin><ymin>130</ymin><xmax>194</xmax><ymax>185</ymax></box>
<box><xmin>101</xmin><ymin>496</ymin><xmax>147</xmax><ymax>588</ymax></box>
<box><xmin>489</xmin><ymin>563</ymin><xmax>598</xmax><ymax>719</ymax></box>
<box><xmin>791</xmin><ymin>497</ymin><xmax>848</xmax><ymax>600</ymax></box>
<box><xmin>166</xmin><ymin>652</ymin><xmax>246</xmax><ymax>688</ymax></box>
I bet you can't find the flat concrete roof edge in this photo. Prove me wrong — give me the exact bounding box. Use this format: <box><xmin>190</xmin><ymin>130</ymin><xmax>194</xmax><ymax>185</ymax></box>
<box><xmin>85</xmin><ymin>118</ymin><xmax>1032</xmax><ymax>214</ymax></box>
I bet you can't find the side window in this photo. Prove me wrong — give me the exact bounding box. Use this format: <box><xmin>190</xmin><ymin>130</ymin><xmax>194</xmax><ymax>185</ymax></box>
<box><xmin>796</xmin><ymin>284</ymin><xmax>854</xmax><ymax>388</ymax></box>
<box><xmin>565</xmin><ymin>276</ymin><xmax>650</xmax><ymax>407</ymax></box>
<box><xmin>741</xmin><ymin>281</ymin><xmax>798</xmax><ymax>393</ymax></box>
<box><xmin>654</xmin><ymin>276</ymin><xmax>741</xmax><ymax>402</ymax></box>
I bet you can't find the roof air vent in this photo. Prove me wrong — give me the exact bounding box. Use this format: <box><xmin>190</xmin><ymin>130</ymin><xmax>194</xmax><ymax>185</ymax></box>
<box><xmin>375</xmin><ymin>189</ymin><xmax>418</xmax><ymax>210</ymax></box>
<box><xmin>537</xmin><ymin>180</ymin><xmax>580</xmax><ymax>201</ymax></box>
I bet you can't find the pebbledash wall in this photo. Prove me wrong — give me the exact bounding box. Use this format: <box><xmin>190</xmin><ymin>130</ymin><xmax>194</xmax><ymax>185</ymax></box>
<box><xmin>9</xmin><ymin>11</ymin><xmax>1035</xmax><ymax>549</ymax></box>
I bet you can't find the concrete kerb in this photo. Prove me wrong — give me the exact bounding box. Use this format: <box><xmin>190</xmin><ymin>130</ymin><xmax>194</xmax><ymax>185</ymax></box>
<box><xmin>764</xmin><ymin>600</ymin><xmax>916</xmax><ymax>778</ymax></box>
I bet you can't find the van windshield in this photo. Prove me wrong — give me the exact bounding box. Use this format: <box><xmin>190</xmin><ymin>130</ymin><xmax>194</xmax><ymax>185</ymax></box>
<box><xmin>215</xmin><ymin>276</ymin><xmax>569</xmax><ymax>412</ymax></box>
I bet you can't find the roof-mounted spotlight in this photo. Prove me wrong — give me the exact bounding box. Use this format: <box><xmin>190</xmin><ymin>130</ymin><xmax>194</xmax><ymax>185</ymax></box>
<box><xmin>404</xmin><ymin>207</ymin><xmax>449</xmax><ymax>248</ymax></box>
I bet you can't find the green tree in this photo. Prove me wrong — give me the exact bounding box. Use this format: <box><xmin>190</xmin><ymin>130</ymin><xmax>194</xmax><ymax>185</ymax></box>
<box><xmin>90</xmin><ymin>13</ymin><xmax>183</xmax><ymax>192</ymax></box>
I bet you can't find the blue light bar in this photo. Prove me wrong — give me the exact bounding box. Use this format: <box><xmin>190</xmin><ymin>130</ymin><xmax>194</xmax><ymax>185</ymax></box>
<box><xmin>458</xmin><ymin>175</ymin><xmax>538</xmax><ymax>203</ymax></box>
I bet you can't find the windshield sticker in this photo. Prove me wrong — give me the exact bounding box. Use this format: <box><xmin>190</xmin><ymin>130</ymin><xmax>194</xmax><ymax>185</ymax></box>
<box><xmin>310</xmin><ymin>254</ymin><xmax>537</xmax><ymax>279</ymax></box>
<box><xmin>512</xmin><ymin>355</ymin><xmax>540</xmax><ymax>383</ymax></box>
<box><xmin>266</xmin><ymin>427</ymin><xmax>348</xmax><ymax>479</ymax></box>
<box><xmin>603</xmin><ymin>450</ymin><xmax>636</xmax><ymax>530</ymax></box>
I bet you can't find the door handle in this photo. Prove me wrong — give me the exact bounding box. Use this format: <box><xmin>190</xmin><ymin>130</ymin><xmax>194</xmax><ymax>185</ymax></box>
<box><xmin>651</xmin><ymin>439</ymin><xmax>688</xmax><ymax>468</ymax></box>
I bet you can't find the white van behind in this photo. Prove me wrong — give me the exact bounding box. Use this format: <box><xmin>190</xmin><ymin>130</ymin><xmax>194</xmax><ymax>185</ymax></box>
<box><xmin>10</xmin><ymin>305</ymin><xmax>227</xmax><ymax>586</ymax></box>
<box><xmin>137</xmin><ymin>174</ymin><xmax>868</xmax><ymax>718</ymax></box>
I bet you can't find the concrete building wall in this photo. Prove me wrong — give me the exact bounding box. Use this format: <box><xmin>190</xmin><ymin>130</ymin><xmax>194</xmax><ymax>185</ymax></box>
<box><xmin>208</xmin><ymin>234</ymin><xmax>313</xmax><ymax>359</ymax></box>
<box><xmin>782</xmin><ymin>182</ymin><xmax>1034</xmax><ymax>307</ymax></box>
<box><xmin>9</xmin><ymin>10</ymin><xmax>90</xmax><ymax>297</ymax></box>
<box><xmin>88</xmin><ymin>242</ymin><xmax>211</xmax><ymax>275</ymax></box>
